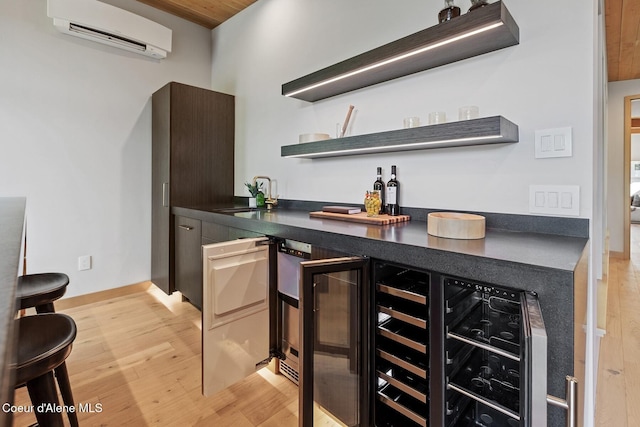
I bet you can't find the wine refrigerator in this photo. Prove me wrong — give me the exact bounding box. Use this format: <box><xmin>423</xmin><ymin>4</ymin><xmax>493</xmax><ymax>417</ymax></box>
<box><xmin>373</xmin><ymin>262</ymin><xmax>578</xmax><ymax>427</ymax></box>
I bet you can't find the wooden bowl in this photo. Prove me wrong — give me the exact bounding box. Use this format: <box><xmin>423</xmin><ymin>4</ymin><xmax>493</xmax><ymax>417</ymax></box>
<box><xmin>427</xmin><ymin>212</ymin><xmax>486</xmax><ymax>240</ymax></box>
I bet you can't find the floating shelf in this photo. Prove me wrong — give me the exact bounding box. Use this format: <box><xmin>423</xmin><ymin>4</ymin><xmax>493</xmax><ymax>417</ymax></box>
<box><xmin>282</xmin><ymin>1</ymin><xmax>519</xmax><ymax>102</ymax></box>
<box><xmin>281</xmin><ymin>116</ymin><xmax>519</xmax><ymax>159</ymax></box>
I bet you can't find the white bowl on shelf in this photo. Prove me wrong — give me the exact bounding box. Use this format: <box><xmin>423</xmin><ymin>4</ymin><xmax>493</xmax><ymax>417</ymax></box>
<box><xmin>299</xmin><ymin>133</ymin><xmax>331</xmax><ymax>143</ymax></box>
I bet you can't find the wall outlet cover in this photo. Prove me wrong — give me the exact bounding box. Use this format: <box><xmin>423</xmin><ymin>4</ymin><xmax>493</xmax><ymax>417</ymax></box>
<box><xmin>535</xmin><ymin>127</ymin><xmax>572</xmax><ymax>158</ymax></box>
<box><xmin>78</xmin><ymin>255</ymin><xmax>92</xmax><ymax>271</ymax></box>
<box><xmin>529</xmin><ymin>185</ymin><xmax>580</xmax><ymax>216</ymax></box>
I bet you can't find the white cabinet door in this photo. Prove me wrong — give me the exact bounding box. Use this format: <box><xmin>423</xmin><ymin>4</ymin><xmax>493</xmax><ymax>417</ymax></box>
<box><xmin>202</xmin><ymin>237</ymin><xmax>270</xmax><ymax>396</ymax></box>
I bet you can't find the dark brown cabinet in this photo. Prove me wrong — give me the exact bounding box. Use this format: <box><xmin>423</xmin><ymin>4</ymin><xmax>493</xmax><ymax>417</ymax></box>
<box><xmin>151</xmin><ymin>82</ymin><xmax>234</xmax><ymax>298</ymax></box>
<box><xmin>175</xmin><ymin>216</ymin><xmax>203</xmax><ymax>309</ymax></box>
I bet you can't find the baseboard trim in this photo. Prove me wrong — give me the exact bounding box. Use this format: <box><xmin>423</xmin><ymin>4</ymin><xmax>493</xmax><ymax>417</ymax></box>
<box><xmin>609</xmin><ymin>250</ymin><xmax>626</xmax><ymax>259</ymax></box>
<box><xmin>597</xmin><ymin>278</ymin><xmax>608</xmax><ymax>331</ymax></box>
<box><xmin>56</xmin><ymin>281</ymin><xmax>153</xmax><ymax>310</ymax></box>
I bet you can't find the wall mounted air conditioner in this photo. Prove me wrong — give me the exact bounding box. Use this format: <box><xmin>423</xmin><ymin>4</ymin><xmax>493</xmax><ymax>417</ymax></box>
<box><xmin>47</xmin><ymin>0</ymin><xmax>172</xmax><ymax>59</ymax></box>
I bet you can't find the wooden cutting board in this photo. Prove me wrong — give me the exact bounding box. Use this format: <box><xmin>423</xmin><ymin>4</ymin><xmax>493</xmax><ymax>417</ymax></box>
<box><xmin>309</xmin><ymin>211</ymin><xmax>411</xmax><ymax>225</ymax></box>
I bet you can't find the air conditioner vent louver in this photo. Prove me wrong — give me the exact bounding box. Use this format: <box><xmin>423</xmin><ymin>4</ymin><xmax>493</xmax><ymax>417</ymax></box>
<box><xmin>68</xmin><ymin>23</ymin><xmax>147</xmax><ymax>52</ymax></box>
<box><xmin>47</xmin><ymin>0</ymin><xmax>172</xmax><ymax>59</ymax></box>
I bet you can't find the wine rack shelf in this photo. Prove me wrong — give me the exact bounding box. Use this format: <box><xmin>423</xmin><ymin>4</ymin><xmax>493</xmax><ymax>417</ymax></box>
<box><xmin>374</xmin><ymin>262</ymin><xmax>430</xmax><ymax>427</ymax></box>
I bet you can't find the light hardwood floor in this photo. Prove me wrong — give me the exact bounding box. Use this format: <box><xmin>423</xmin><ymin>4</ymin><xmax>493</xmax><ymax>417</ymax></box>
<box><xmin>594</xmin><ymin>225</ymin><xmax>640</xmax><ymax>427</ymax></box>
<box><xmin>11</xmin><ymin>286</ymin><xmax>301</xmax><ymax>426</ymax></box>
<box><xmin>11</xmin><ymin>239</ymin><xmax>638</xmax><ymax>427</ymax></box>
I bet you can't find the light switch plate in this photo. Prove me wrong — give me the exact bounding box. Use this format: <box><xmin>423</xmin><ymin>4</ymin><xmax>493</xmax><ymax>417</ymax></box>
<box><xmin>78</xmin><ymin>255</ymin><xmax>92</xmax><ymax>271</ymax></box>
<box><xmin>535</xmin><ymin>127</ymin><xmax>572</xmax><ymax>158</ymax></box>
<box><xmin>529</xmin><ymin>185</ymin><xmax>580</xmax><ymax>216</ymax></box>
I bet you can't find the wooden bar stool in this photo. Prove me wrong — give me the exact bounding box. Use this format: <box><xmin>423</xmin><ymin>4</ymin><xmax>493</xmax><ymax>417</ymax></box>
<box><xmin>15</xmin><ymin>272</ymin><xmax>79</xmax><ymax>427</ymax></box>
<box><xmin>12</xmin><ymin>313</ymin><xmax>77</xmax><ymax>427</ymax></box>
<box><xmin>16</xmin><ymin>272</ymin><xmax>69</xmax><ymax>314</ymax></box>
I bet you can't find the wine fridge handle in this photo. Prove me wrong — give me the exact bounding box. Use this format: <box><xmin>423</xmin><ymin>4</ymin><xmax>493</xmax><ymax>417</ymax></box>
<box><xmin>547</xmin><ymin>376</ymin><xmax>578</xmax><ymax>427</ymax></box>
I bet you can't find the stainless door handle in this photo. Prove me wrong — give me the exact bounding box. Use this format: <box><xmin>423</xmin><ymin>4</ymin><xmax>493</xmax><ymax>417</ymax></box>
<box><xmin>313</xmin><ymin>282</ymin><xmax>318</xmax><ymax>312</ymax></box>
<box><xmin>178</xmin><ymin>225</ymin><xmax>194</xmax><ymax>231</ymax></box>
<box><xmin>162</xmin><ymin>182</ymin><xmax>169</xmax><ymax>207</ymax></box>
<box><xmin>547</xmin><ymin>376</ymin><xmax>578</xmax><ymax>427</ymax></box>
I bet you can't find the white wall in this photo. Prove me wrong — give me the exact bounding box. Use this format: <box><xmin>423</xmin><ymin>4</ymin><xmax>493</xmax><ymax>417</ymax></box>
<box><xmin>629</xmin><ymin>101</ymin><xmax>640</xmax><ymax>175</ymax></box>
<box><xmin>211</xmin><ymin>0</ymin><xmax>600</xmax><ymax>424</ymax></box>
<box><xmin>607</xmin><ymin>80</ymin><xmax>640</xmax><ymax>253</ymax></box>
<box><xmin>212</xmin><ymin>0</ymin><xmax>595</xmax><ymax>219</ymax></box>
<box><xmin>631</xmin><ymin>134</ymin><xmax>640</xmax><ymax>160</ymax></box>
<box><xmin>632</xmin><ymin>99</ymin><xmax>640</xmax><ymax>117</ymax></box>
<box><xmin>0</xmin><ymin>0</ymin><xmax>212</xmax><ymax>297</ymax></box>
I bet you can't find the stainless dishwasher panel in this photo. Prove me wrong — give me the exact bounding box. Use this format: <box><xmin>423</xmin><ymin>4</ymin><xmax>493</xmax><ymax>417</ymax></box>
<box><xmin>280</xmin><ymin>296</ymin><xmax>300</xmax><ymax>384</ymax></box>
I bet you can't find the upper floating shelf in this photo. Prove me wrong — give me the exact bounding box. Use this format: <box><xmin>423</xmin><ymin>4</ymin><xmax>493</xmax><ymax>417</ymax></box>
<box><xmin>281</xmin><ymin>116</ymin><xmax>519</xmax><ymax>159</ymax></box>
<box><xmin>282</xmin><ymin>1</ymin><xmax>519</xmax><ymax>102</ymax></box>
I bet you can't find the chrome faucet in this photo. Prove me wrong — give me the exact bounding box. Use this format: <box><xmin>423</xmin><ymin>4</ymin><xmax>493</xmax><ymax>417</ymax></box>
<box><xmin>252</xmin><ymin>176</ymin><xmax>278</xmax><ymax>209</ymax></box>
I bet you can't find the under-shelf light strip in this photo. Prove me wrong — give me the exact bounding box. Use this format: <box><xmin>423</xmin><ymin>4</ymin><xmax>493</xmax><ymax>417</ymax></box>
<box><xmin>284</xmin><ymin>22</ymin><xmax>504</xmax><ymax>98</ymax></box>
<box><xmin>284</xmin><ymin>135</ymin><xmax>502</xmax><ymax>158</ymax></box>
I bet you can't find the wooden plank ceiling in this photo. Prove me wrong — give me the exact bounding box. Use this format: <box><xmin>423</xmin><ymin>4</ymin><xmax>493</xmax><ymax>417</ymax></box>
<box><xmin>140</xmin><ymin>0</ymin><xmax>640</xmax><ymax>83</ymax></box>
<box><xmin>136</xmin><ymin>0</ymin><xmax>256</xmax><ymax>29</ymax></box>
<box><xmin>606</xmin><ymin>0</ymin><xmax>640</xmax><ymax>81</ymax></box>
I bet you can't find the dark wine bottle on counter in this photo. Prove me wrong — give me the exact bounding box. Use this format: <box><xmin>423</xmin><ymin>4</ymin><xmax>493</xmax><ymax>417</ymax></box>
<box><xmin>386</xmin><ymin>165</ymin><xmax>399</xmax><ymax>216</ymax></box>
<box><xmin>439</xmin><ymin>0</ymin><xmax>461</xmax><ymax>23</ymax></box>
<box><xmin>373</xmin><ymin>167</ymin><xmax>386</xmax><ymax>214</ymax></box>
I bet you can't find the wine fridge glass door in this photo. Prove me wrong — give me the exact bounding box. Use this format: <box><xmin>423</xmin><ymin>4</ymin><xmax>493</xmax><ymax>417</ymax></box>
<box><xmin>299</xmin><ymin>257</ymin><xmax>370</xmax><ymax>427</ymax></box>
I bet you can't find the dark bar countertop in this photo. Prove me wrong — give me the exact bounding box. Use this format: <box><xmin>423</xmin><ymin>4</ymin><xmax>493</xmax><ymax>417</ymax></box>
<box><xmin>0</xmin><ymin>197</ymin><xmax>25</xmax><ymax>424</ymax></box>
<box><xmin>173</xmin><ymin>203</ymin><xmax>589</xmax><ymax>280</ymax></box>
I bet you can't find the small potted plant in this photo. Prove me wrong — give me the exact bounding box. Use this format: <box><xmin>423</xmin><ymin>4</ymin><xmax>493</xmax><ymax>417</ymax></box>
<box><xmin>244</xmin><ymin>181</ymin><xmax>264</xmax><ymax>208</ymax></box>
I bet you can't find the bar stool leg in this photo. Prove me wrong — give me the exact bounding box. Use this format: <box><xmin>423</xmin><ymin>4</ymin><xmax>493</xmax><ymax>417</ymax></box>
<box><xmin>35</xmin><ymin>302</ymin><xmax>56</xmax><ymax>314</ymax></box>
<box><xmin>34</xmin><ymin>301</ymin><xmax>78</xmax><ymax>425</ymax></box>
<box><xmin>54</xmin><ymin>361</ymin><xmax>79</xmax><ymax>427</ymax></box>
<box><xmin>26</xmin><ymin>371</ymin><xmax>64</xmax><ymax>427</ymax></box>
